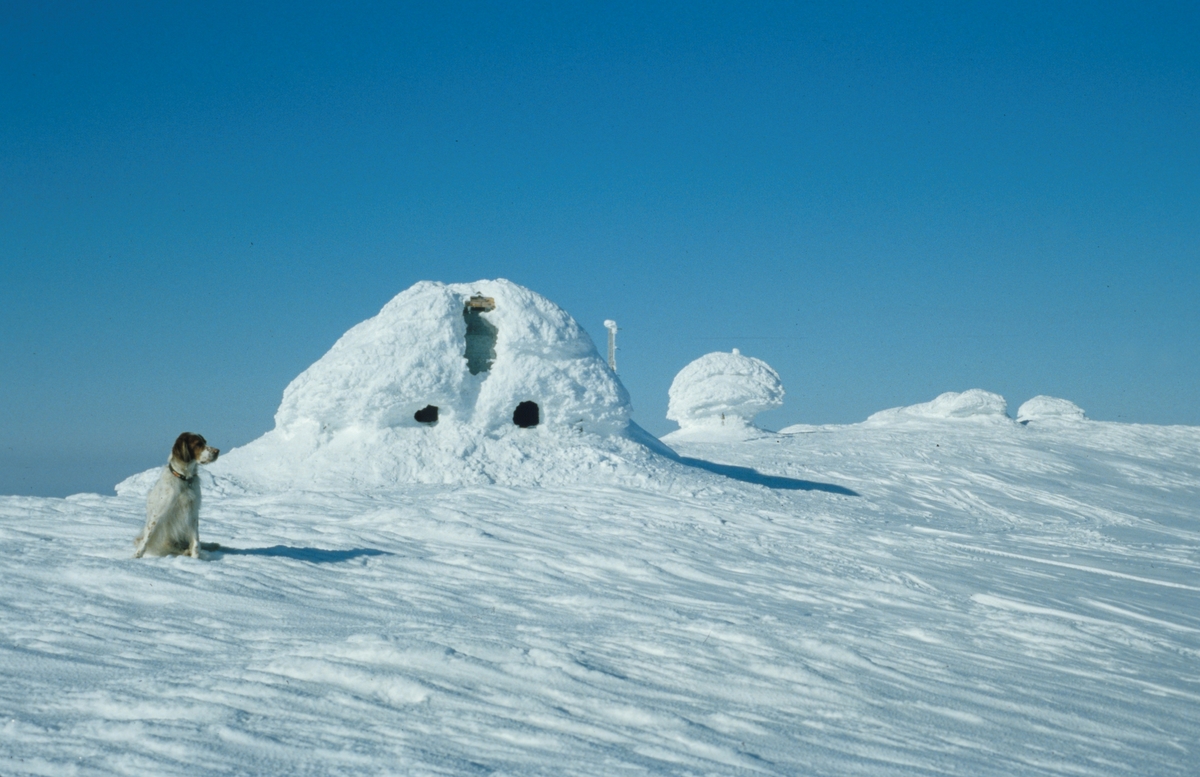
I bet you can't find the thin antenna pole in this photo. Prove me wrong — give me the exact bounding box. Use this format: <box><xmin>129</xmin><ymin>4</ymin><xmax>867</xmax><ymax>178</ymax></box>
<box><xmin>603</xmin><ymin>320</ymin><xmax>618</xmax><ymax>372</ymax></box>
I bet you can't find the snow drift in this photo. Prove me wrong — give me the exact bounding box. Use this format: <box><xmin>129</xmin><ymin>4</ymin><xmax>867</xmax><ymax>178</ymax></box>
<box><xmin>1018</xmin><ymin>395</ymin><xmax>1087</xmax><ymax>424</ymax></box>
<box><xmin>865</xmin><ymin>389</ymin><xmax>1010</xmax><ymax>424</ymax></box>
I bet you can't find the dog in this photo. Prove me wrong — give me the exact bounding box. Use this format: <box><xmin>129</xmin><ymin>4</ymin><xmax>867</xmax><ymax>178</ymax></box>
<box><xmin>134</xmin><ymin>432</ymin><xmax>219</xmax><ymax>558</ymax></box>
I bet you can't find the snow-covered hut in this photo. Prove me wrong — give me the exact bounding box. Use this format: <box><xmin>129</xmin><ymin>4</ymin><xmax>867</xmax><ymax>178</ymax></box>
<box><xmin>138</xmin><ymin>279</ymin><xmax>676</xmax><ymax>491</ymax></box>
<box><xmin>271</xmin><ymin>279</ymin><xmax>631</xmax><ymax>436</ymax></box>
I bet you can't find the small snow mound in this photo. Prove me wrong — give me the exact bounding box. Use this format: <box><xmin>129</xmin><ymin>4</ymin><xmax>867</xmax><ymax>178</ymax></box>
<box><xmin>1017</xmin><ymin>396</ymin><xmax>1086</xmax><ymax>424</ymax></box>
<box><xmin>664</xmin><ymin>350</ymin><xmax>784</xmax><ymax>438</ymax></box>
<box><xmin>115</xmin><ymin>467</ymin><xmax>247</xmax><ymax>499</ymax></box>
<box><xmin>115</xmin><ymin>468</ymin><xmax>159</xmax><ymax>498</ymax></box>
<box><xmin>866</xmin><ymin>390</ymin><xmax>1010</xmax><ymax>424</ymax></box>
<box><xmin>778</xmin><ymin>424</ymin><xmax>821</xmax><ymax>434</ymax></box>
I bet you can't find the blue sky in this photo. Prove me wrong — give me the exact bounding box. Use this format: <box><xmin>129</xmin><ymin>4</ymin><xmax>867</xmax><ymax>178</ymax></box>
<box><xmin>2</xmin><ymin>1</ymin><xmax>1198</xmax><ymax>496</ymax></box>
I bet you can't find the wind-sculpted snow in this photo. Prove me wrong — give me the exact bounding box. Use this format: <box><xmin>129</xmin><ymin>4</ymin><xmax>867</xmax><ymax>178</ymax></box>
<box><xmin>4</xmin><ymin>414</ymin><xmax>1199</xmax><ymax>775</ymax></box>
<box><xmin>865</xmin><ymin>388</ymin><xmax>1010</xmax><ymax>423</ymax></box>
<box><xmin>666</xmin><ymin>349</ymin><xmax>784</xmax><ymax>440</ymax></box>
<box><xmin>1018</xmin><ymin>395</ymin><xmax>1088</xmax><ymax>424</ymax></box>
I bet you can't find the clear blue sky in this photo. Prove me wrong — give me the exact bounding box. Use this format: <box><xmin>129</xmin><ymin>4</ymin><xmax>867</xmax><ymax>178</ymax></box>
<box><xmin>3</xmin><ymin>1</ymin><xmax>1198</xmax><ymax>496</ymax></box>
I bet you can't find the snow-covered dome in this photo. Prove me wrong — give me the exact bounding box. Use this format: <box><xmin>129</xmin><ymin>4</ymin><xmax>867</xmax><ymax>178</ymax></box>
<box><xmin>866</xmin><ymin>389</ymin><xmax>1010</xmax><ymax>424</ymax></box>
<box><xmin>119</xmin><ymin>280</ymin><xmax>677</xmax><ymax>492</ymax></box>
<box><xmin>1017</xmin><ymin>396</ymin><xmax>1086</xmax><ymax>424</ymax></box>
<box><xmin>665</xmin><ymin>349</ymin><xmax>784</xmax><ymax>435</ymax></box>
<box><xmin>274</xmin><ymin>279</ymin><xmax>630</xmax><ymax>435</ymax></box>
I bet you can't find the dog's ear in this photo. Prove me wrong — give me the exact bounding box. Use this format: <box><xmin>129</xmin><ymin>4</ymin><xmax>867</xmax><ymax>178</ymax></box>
<box><xmin>190</xmin><ymin>434</ymin><xmax>208</xmax><ymax>460</ymax></box>
<box><xmin>173</xmin><ymin>433</ymin><xmax>195</xmax><ymax>463</ymax></box>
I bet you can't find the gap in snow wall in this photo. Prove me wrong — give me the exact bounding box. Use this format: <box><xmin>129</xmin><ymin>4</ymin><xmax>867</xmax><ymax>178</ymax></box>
<box><xmin>463</xmin><ymin>295</ymin><xmax>497</xmax><ymax>376</ymax></box>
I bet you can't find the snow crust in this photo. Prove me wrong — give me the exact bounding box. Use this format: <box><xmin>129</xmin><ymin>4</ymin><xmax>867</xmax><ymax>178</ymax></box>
<box><xmin>1018</xmin><ymin>395</ymin><xmax>1087</xmax><ymax>424</ymax></box>
<box><xmin>665</xmin><ymin>349</ymin><xmax>784</xmax><ymax>439</ymax></box>
<box><xmin>865</xmin><ymin>388</ymin><xmax>1010</xmax><ymax>424</ymax></box>
<box><xmin>120</xmin><ymin>280</ymin><xmax>659</xmax><ymax>493</ymax></box>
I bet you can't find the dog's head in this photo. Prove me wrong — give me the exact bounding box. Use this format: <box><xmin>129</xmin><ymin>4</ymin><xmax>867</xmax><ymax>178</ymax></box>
<box><xmin>172</xmin><ymin>432</ymin><xmax>220</xmax><ymax>465</ymax></box>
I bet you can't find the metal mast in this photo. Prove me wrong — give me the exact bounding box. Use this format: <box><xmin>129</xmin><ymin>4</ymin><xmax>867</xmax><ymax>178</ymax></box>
<box><xmin>603</xmin><ymin>320</ymin><xmax>618</xmax><ymax>372</ymax></box>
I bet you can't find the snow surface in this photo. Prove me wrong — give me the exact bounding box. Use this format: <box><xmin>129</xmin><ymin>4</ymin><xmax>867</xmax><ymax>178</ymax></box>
<box><xmin>666</xmin><ymin>349</ymin><xmax>784</xmax><ymax>440</ymax></box>
<box><xmin>4</xmin><ymin>402</ymin><xmax>1199</xmax><ymax>775</ymax></box>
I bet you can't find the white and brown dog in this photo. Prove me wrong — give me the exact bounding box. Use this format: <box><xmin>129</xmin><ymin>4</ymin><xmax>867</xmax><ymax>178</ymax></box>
<box><xmin>134</xmin><ymin>432</ymin><xmax>219</xmax><ymax>558</ymax></box>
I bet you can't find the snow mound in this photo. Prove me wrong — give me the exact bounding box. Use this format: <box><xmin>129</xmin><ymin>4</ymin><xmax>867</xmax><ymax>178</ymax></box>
<box><xmin>120</xmin><ymin>280</ymin><xmax>681</xmax><ymax>493</ymax></box>
<box><xmin>1017</xmin><ymin>395</ymin><xmax>1087</xmax><ymax>424</ymax></box>
<box><xmin>866</xmin><ymin>389</ymin><xmax>1010</xmax><ymax>424</ymax></box>
<box><xmin>664</xmin><ymin>349</ymin><xmax>784</xmax><ymax>440</ymax></box>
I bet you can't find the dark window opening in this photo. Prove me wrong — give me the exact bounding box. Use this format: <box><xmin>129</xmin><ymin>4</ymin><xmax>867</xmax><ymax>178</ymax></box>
<box><xmin>463</xmin><ymin>297</ymin><xmax>497</xmax><ymax>375</ymax></box>
<box><xmin>414</xmin><ymin>405</ymin><xmax>439</xmax><ymax>424</ymax></box>
<box><xmin>513</xmin><ymin>401</ymin><xmax>540</xmax><ymax>428</ymax></box>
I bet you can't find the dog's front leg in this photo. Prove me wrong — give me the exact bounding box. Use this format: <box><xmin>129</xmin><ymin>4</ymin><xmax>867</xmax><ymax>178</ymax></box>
<box><xmin>133</xmin><ymin>523</ymin><xmax>155</xmax><ymax>558</ymax></box>
<box><xmin>186</xmin><ymin>503</ymin><xmax>201</xmax><ymax>558</ymax></box>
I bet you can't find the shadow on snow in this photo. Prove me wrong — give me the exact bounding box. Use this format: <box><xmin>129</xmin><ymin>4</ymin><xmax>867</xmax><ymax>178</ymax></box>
<box><xmin>209</xmin><ymin>545</ymin><xmax>392</xmax><ymax>563</ymax></box>
<box><xmin>677</xmin><ymin>457</ymin><xmax>859</xmax><ymax>495</ymax></box>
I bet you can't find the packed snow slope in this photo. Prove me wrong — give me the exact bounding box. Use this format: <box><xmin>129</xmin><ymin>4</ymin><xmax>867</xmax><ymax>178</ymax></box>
<box><xmin>3</xmin><ymin>391</ymin><xmax>1199</xmax><ymax>775</ymax></box>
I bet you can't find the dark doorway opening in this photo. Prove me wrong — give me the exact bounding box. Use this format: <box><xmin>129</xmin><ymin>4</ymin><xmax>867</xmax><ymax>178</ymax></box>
<box><xmin>513</xmin><ymin>401</ymin><xmax>539</xmax><ymax>428</ymax></box>
<box><xmin>414</xmin><ymin>405</ymin><xmax>439</xmax><ymax>424</ymax></box>
<box><xmin>464</xmin><ymin>297</ymin><xmax>497</xmax><ymax>375</ymax></box>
